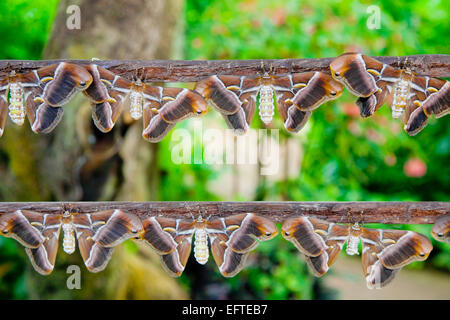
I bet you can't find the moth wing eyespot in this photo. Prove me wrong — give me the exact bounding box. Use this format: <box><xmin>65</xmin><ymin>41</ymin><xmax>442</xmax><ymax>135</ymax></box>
<box><xmin>330</xmin><ymin>91</ymin><xmax>337</xmax><ymax>96</ymax></box>
<box><xmin>284</xmin><ymin>231</ymin><xmax>290</xmax><ymax>236</ymax></box>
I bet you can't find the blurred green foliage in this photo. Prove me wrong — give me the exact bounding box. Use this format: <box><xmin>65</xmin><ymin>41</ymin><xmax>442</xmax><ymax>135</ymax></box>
<box><xmin>0</xmin><ymin>0</ymin><xmax>59</xmax><ymax>59</ymax></box>
<box><xmin>0</xmin><ymin>0</ymin><xmax>448</xmax><ymax>300</ymax></box>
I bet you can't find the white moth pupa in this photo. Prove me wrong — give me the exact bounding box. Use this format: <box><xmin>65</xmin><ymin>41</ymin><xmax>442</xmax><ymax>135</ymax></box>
<box><xmin>129</xmin><ymin>80</ymin><xmax>144</xmax><ymax>120</ymax></box>
<box><xmin>391</xmin><ymin>78</ymin><xmax>410</xmax><ymax>119</ymax></box>
<box><xmin>258</xmin><ymin>85</ymin><xmax>274</xmax><ymax>124</ymax></box>
<box><xmin>62</xmin><ymin>222</ymin><xmax>76</xmax><ymax>255</ymax></box>
<box><xmin>193</xmin><ymin>228</ymin><xmax>209</xmax><ymax>265</ymax></box>
<box><xmin>8</xmin><ymin>83</ymin><xmax>26</xmax><ymax>125</ymax></box>
<box><xmin>346</xmin><ymin>223</ymin><xmax>361</xmax><ymax>255</ymax></box>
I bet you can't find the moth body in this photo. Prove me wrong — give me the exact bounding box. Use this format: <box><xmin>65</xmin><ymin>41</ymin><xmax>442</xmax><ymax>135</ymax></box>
<box><xmin>258</xmin><ymin>85</ymin><xmax>274</xmax><ymax>124</ymax></box>
<box><xmin>346</xmin><ymin>223</ymin><xmax>361</xmax><ymax>255</ymax></box>
<box><xmin>346</xmin><ymin>234</ymin><xmax>360</xmax><ymax>255</ymax></box>
<box><xmin>129</xmin><ymin>88</ymin><xmax>144</xmax><ymax>120</ymax></box>
<box><xmin>62</xmin><ymin>222</ymin><xmax>76</xmax><ymax>254</ymax></box>
<box><xmin>391</xmin><ymin>73</ymin><xmax>412</xmax><ymax>119</ymax></box>
<box><xmin>193</xmin><ymin>228</ymin><xmax>209</xmax><ymax>264</ymax></box>
<box><xmin>8</xmin><ymin>83</ymin><xmax>26</xmax><ymax>125</ymax></box>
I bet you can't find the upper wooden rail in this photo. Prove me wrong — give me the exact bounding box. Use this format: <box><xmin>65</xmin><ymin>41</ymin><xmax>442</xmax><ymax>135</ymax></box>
<box><xmin>0</xmin><ymin>54</ymin><xmax>449</xmax><ymax>82</ymax></box>
<box><xmin>0</xmin><ymin>201</ymin><xmax>447</xmax><ymax>224</ymax></box>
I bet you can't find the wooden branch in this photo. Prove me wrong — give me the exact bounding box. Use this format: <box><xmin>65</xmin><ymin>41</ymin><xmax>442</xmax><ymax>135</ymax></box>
<box><xmin>0</xmin><ymin>201</ymin><xmax>448</xmax><ymax>224</ymax></box>
<box><xmin>0</xmin><ymin>54</ymin><xmax>449</xmax><ymax>82</ymax></box>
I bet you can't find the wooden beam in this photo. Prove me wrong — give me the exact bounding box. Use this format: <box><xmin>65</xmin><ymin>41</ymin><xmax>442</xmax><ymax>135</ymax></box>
<box><xmin>0</xmin><ymin>201</ymin><xmax>447</xmax><ymax>224</ymax></box>
<box><xmin>0</xmin><ymin>54</ymin><xmax>449</xmax><ymax>82</ymax></box>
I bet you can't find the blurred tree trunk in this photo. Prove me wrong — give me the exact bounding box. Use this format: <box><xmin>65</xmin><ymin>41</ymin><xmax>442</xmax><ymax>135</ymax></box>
<box><xmin>25</xmin><ymin>0</ymin><xmax>188</xmax><ymax>299</ymax></box>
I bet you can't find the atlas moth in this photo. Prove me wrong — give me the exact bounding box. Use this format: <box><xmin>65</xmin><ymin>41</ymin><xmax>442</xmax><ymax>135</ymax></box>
<box><xmin>329</xmin><ymin>52</ymin><xmax>449</xmax><ymax>136</ymax></box>
<box><xmin>282</xmin><ymin>216</ymin><xmax>433</xmax><ymax>289</ymax></box>
<box><xmin>195</xmin><ymin>71</ymin><xmax>344</xmax><ymax>134</ymax></box>
<box><xmin>0</xmin><ymin>62</ymin><xmax>92</xmax><ymax>136</ymax></box>
<box><xmin>0</xmin><ymin>209</ymin><xmax>142</xmax><ymax>275</ymax></box>
<box><xmin>140</xmin><ymin>213</ymin><xmax>278</xmax><ymax>277</ymax></box>
<box><xmin>431</xmin><ymin>214</ymin><xmax>450</xmax><ymax>244</ymax></box>
<box><xmin>82</xmin><ymin>65</ymin><xmax>209</xmax><ymax>142</ymax></box>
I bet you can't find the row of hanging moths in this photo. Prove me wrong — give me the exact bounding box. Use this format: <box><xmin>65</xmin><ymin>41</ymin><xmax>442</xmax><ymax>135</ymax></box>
<box><xmin>0</xmin><ymin>53</ymin><xmax>448</xmax><ymax>141</ymax></box>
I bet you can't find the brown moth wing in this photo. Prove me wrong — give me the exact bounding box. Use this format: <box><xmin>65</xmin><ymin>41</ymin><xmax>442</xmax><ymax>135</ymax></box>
<box><xmin>195</xmin><ymin>75</ymin><xmax>243</xmax><ymax>115</ymax></box>
<box><xmin>0</xmin><ymin>95</ymin><xmax>7</xmax><ymax>136</ymax></box>
<box><xmin>140</xmin><ymin>217</ymin><xmax>178</xmax><ymax>254</ymax></box>
<box><xmin>431</xmin><ymin>214</ymin><xmax>450</xmax><ymax>244</ymax></box>
<box><xmin>142</xmin><ymin>115</ymin><xmax>175</xmax><ymax>143</ymax></box>
<box><xmin>205</xmin><ymin>220</ymin><xmax>243</xmax><ymax>277</ymax></box>
<box><xmin>24</xmin><ymin>213</ymin><xmax>63</xmax><ymax>275</ymax></box>
<box><xmin>25</xmin><ymin>86</ymin><xmax>64</xmax><ymax>134</ymax></box>
<box><xmin>0</xmin><ymin>210</ymin><xmax>45</xmax><ymax>248</ymax></box>
<box><xmin>304</xmin><ymin>240</ymin><xmax>343</xmax><ymax>277</ymax></box>
<box><xmin>356</xmin><ymin>82</ymin><xmax>390</xmax><ymax>118</ymax></box>
<box><xmin>403</xmin><ymin>88</ymin><xmax>429</xmax><ymax>136</ymax></box>
<box><xmin>82</xmin><ymin>65</ymin><xmax>117</xmax><ymax>103</ymax></box>
<box><xmin>206</xmin><ymin>213</ymin><xmax>277</xmax><ymax>277</ymax></box>
<box><xmin>330</xmin><ymin>53</ymin><xmax>381</xmax><ymax>97</ymax></box>
<box><xmin>91</xmin><ymin>210</ymin><xmax>143</xmax><ymax>247</ymax></box>
<box><xmin>276</xmin><ymin>90</ymin><xmax>312</xmax><ymax>132</ymax></box>
<box><xmin>159</xmin><ymin>218</ymin><xmax>194</xmax><ymax>277</ymax></box>
<box><xmin>31</xmin><ymin>104</ymin><xmax>64</xmax><ymax>134</ymax></box>
<box><xmin>223</xmin><ymin>93</ymin><xmax>256</xmax><ymax>135</ymax></box>
<box><xmin>141</xmin><ymin>216</ymin><xmax>194</xmax><ymax>277</ymax></box>
<box><xmin>142</xmin><ymin>87</ymin><xmax>207</xmax><ymax>142</ymax></box>
<box><xmin>73</xmin><ymin>213</ymin><xmax>114</xmax><ymax>273</ymax></box>
<box><xmin>404</xmin><ymin>105</ymin><xmax>429</xmax><ymax>136</ymax></box>
<box><xmin>160</xmin><ymin>237</ymin><xmax>192</xmax><ymax>277</ymax></box>
<box><xmin>223</xmin><ymin>213</ymin><xmax>278</xmax><ymax>253</ymax></box>
<box><xmin>83</xmin><ymin>65</ymin><xmax>127</xmax><ymax>132</ymax></box>
<box><xmin>157</xmin><ymin>87</ymin><xmax>208</xmax><ymax>122</ymax></box>
<box><xmin>286</xmin><ymin>106</ymin><xmax>311</xmax><ymax>132</ymax></box>
<box><xmin>195</xmin><ymin>75</ymin><xmax>258</xmax><ymax>133</ymax></box>
<box><xmin>218</xmin><ymin>246</ymin><xmax>249</xmax><ymax>277</ymax></box>
<box><xmin>278</xmin><ymin>72</ymin><xmax>344</xmax><ymax>112</ymax></box>
<box><xmin>91</xmin><ymin>91</ymin><xmax>126</xmax><ymax>133</ymax></box>
<box><xmin>40</xmin><ymin>63</ymin><xmax>92</xmax><ymax>107</ymax></box>
<box><xmin>360</xmin><ymin>228</ymin><xmax>400</xmax><ymax>289</ymax></box>
<box><xmin>223</xmin><ymin>107</ymin><xmax>249</xmax><ymax>134</ymax></box>
<box><xmin>282</xmin><ymin>217</ymin><xmax>348</xmax><ymax>277</ymax></box>
<box><xmin>281</xmin><ymin>217</ymin><xmax>328</xmax><ymax>257</ymax></box>
<box><xmin>422</xmin><ymin>79</ymin><xmax>449</xmax><ymax>119</ymax></box>
<box><xmin>377</xmin><ymin>230</ymin><xmax>433</xmax><ymax>269</ymax></box>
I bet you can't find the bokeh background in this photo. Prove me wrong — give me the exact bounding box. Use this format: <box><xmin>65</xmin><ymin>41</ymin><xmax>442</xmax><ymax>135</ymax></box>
<box><xmin>0</xmin><ymin>0</ymin><xmax>448</xmax><ymax>299</ymax></box>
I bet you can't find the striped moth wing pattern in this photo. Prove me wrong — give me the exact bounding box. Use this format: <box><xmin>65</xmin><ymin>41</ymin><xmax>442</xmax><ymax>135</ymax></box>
<box><xmin>141</xmin><ymin>213</ymin><xmax>278</xmax><ymax>277</ymax></box>
<box><xmin>431</xmin><ymin>214</ymin><xmax>450</xmax><ymax>244</ymax></box>
<box><xmin>195</xmin><ymin>72</ymin><xmax>343</xmax><ymax>134</ymax></box>
<box><xmin>0</xmin><ymin>63</ymin><xmax>92</xmax><ymax>136</ymax></box>
<box><xmin>0</xmin><ymin>209</ymin><xmax>142</xmax><ymax>274</ymax></box>
<box><xmin>330</xmin><ymin>52</ymin><xmax>449</xmax><ymax>135</ymax></box>
<box><xmin>83</xmin><ymin>65</ymin><xmax>208</xmax><ymax>142</ymax></box>
<box><xmin>281</xmin><ymin>216</ymin><xmax>433</xmax><ymax>289</ymax></box>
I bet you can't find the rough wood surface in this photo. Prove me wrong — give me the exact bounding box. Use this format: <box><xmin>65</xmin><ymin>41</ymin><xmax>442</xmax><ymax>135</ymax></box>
<box><xmin>0</xmin><ymin>201</ymin><xmax>447</xmax><ymax>224</ymax></box>
<box><xmin>0</xmin><ymin>54</ymin><xmax>449</xmax><ymax>82</ymax></box>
